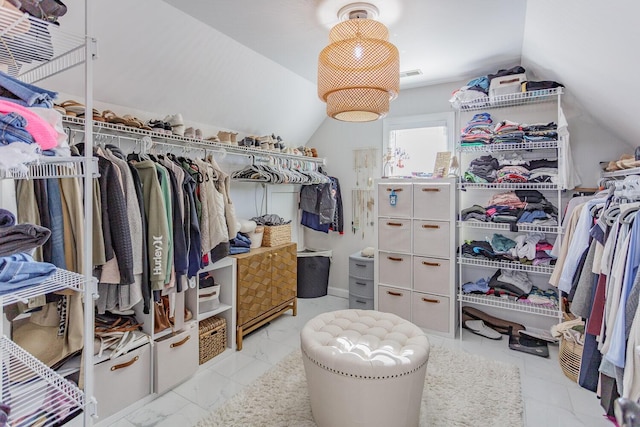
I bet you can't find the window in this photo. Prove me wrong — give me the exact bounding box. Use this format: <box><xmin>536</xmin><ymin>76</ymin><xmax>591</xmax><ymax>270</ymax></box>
<box><xmin>382</xmin><ymin>112</ymin><xmax>455</xmax><ymax>177</ymax></box>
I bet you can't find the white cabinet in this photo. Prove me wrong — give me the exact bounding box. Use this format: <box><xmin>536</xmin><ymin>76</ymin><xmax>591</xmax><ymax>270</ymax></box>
<box><xmin>454</xmin><ymin>89</ymin><xmax>565</xmax><ymax>335</ymax></box>
<box><xmin>375</xmin><ymin>178</ymin><xmax>457</xmax><ymax>338</ymax></box>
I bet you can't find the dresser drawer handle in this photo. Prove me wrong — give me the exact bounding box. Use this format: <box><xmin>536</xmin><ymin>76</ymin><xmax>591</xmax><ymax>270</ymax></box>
<box><xmin>421</xmin><ymin>224</ymin><xmax>440</xmax><ymax>229</ymax></box>
<box><xmin>387</xmin><ymin>256</ymin><xmax>403</xmax><ymax>262</ymax></box>
<box><xmin>355</xmin><ymin>263</ymin><xmax>367</xmax><ymax>268</ymax></box>
<box><xmin>110</xmin><ymin>355</ymin><xmax>139</xmax><ymax>371</ymax></box>
<box><xmin>355</xmin><ymin>300</ymin><xmax>367</xmax><ymax>304</ymax></box>
<box><xmin>421</xmin><ymin>188</ymin><xmax>440</xmax><ymax>192</ymax></box>
<box><xmin>422</xmin><ymin>297</ymin><xmax>440</xmax><ymax>304</ymax></box>
<box><xmin>385</xmin><ymin>188</ymin><xmax>403</xmax><ymax>192</ymax></box>
<box><xmin>387</xmin><ymin>291</ymin><xmax>403</xmax><ymax>297</ymax></box>
<box><xmin>387</xmin><ymin>222</ymin><xmax>404</xmax><ymax>227</ymax></box>
<box><xmin>355</xmin><ymin>282</ymin><xmax>366</xmax><ymax>286</ymax></box>
<box><xmin>170</xmin><ymin>335</ymin><xmax>191</xmax><ymax>348</ymax></box>
<box><xmin>422</xmin><ymin>261</ymin><xmax>441</xmax><ymax>267</ymax></box>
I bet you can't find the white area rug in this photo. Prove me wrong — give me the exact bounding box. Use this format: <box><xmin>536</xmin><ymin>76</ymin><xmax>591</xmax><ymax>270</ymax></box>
<box><xmin>197</xmin><ymin>345</ymin><xmax>524</xmax><ymax>427</ymax></box>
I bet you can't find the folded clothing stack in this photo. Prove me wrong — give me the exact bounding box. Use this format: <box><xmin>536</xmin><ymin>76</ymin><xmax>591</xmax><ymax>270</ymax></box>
<box><xmin>229</xmin><ymin>232</ymin><xmax>251</xmax><ymax>255</ymax></box>
<box><xmin>0</xmin><ymin>208</ymin><xmax>56</xmax><ymax>294</ymax></box>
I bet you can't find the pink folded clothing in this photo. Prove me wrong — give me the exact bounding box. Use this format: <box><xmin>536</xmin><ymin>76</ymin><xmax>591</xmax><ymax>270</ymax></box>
<box><xmin>0</xmin><ymin>100</ymin><xmax>57</xmax><ymax>150</ymax></box>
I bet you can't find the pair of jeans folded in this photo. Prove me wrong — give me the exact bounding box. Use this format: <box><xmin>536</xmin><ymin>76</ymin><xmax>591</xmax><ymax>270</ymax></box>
<box><xmin>0</xmin><ymin>70</ymin><xmax>57</xmax><ymax>108</ymax></box>
<box><xmin>0</xmin><ymin>112</ymin><xmax>36</xmax><ymax>145</ymax></box>
<box><xmin>0</xmin><ymin>252</ymin><xmax>56</xmax><ymax>294</ymax></box>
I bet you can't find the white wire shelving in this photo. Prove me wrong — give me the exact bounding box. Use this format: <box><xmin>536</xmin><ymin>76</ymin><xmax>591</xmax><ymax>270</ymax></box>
<box><xmin>458</xmin><ymin>293</ymin><xmax>560</xmax><ymax>318</ymax></box>
<box><xmin>601</xmin><ymin>167</ymin><xmax>640</xmax><ymax>178</ymax></box>
<box><xmin>0</xmin><ymin>8</ymin><xmax>89</xmax><ymax>84</ymax></box>
<box><xmin>454</xmin><ymin>88</ymin><xmax>563</xmax><ymax>112</ymax></box>
<box><xmin>457</xmin><ymin>220</ymin><xmax>561</xmax><ymax>234</ymax></box>
<box><xmin>0</xmin><ymin>157</ymin><xmax>98</xmax><ymax>180</ymax></box>
<box><xmin>0</xmin><ymin>268</ymin><xmax>94</xmax><ymax>307</ymax></box>
<box><xmin>63</xmin><ymin>116</ymin><xmax>326</xmax><ymax>166</ymax></box>
<box><xmin>457</xmin><ymin>256</ymin><xmax>556</xmax><ymax>275</ymax></box>
<box><xmin>0</xmin><ymin>336</ymin><xmax>85</xmax><ymax>425</ymax></box>
<box><xmin>458</xmin><ymin>182</ymin><xmax>559</xmax><ymax>190</ymax></box>
<box><xmin>457</xmin><ymin>140</ymin><xmax>558</xmax><ymax>152</ymax></box>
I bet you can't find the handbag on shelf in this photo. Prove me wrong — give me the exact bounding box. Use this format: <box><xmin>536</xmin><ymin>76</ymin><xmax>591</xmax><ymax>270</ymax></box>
<box><xmin>153</xmin><ymin>298</ymin><xmax>171</xmax><ymax>334</ymax></box>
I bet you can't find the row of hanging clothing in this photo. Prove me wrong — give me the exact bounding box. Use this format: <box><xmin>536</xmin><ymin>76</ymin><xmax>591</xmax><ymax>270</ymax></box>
<box><xmin>549</xmin><ymin>175</ymin><xmax>640</xmax><ymax>412</ymax></box>
<box><xmin>231</xmin><ymin>156</ymin><xmax>329</xmax><ymax>184</ymax></box>
<box><xmin>13</xmin><ymin>134</ymin><xmax>239</xmax><ymax>316</ymax></box>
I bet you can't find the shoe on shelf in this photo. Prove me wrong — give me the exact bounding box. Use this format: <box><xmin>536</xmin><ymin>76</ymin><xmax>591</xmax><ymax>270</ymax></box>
<box><xmin>230</xmin><ymin>132</ymin><xmax>238</xmax><ymax>144</ymax></box>
<box><xmin>184</xmin><ymin>127</ymin><xmax>195</xmax><ymax>139</ymax></box>
<box><xmin>164</xmin><ymin>113</ymin><xmax>185</xmax><ymax>136</ymax></box>
<box><xmin>217</xmin><ymin>131</ymin><xmax>232</xmax><ymax>144</ymax></box>
<box><xmin>147</xmin><ymin>119</ymin><xmax>165</xmax><ymax>133</ymax></box>
<box><xmin>195</xmin><ymin>129</ymin><xmax>203</xmax><ymax>139</ymax></box>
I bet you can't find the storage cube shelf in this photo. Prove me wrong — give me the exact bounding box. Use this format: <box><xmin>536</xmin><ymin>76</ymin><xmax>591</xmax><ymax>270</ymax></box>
<box><xmin>375</xmin><ymin>179</ymin><xmax>457</xmax><ymax>338</ymax></box>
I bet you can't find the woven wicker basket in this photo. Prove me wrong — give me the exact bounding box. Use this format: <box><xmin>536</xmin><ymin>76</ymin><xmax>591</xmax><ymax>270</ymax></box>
<box><xmin>199</xmin><ymin>316</ymin><xmax>226</xmax><ymax>365</ymax></box>
<box><xmin>262</xmin><ymin>224</ymin><xmax>291</xmax><ymax>247</ymax></box>
<box><xmin>559</xmin><ymin>335</ymin><xmax>583</xmax><ymax>382</ymax></box>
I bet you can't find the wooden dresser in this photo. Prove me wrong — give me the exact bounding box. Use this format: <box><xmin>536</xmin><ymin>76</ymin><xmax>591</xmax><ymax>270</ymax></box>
<box><xmin>232</xmin><ymin>243</ymin><xmax>297</xmax><ymax>350</ymax></box>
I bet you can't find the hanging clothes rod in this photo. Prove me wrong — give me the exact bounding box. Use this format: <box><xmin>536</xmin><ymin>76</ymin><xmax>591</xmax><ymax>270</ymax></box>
<box><xmin>62</xmin><ymin>116</ymin><xmax>326</xmax><ymax>165</ymax></box>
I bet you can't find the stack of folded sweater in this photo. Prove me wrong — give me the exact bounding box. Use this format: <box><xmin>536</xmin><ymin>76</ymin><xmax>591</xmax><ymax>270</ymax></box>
<box><xmin>229</xmin><ymin>233</ymin><xmax>251</xmax><ymax>255</ymax></box>
<box><xmin>462</xmin><ymin>269</ymin><xmax>559</xmax><ymax>307</ymax></box>
<box><xmin>463</xmin><ymin>154</ymin><xmax>558</xmax><ymax>184</ymax></box>
<box><xmin>0</xmin><ymin>208</ymin><xmax>56</xmax><ymax>294</ymax></box>
<box><xmin>460</xmin><ymin>190</ymin><xmax>558</xmax><ymax>226</ymax></box>
<box><xmin>460</xmin><ymin>231</ymin><xmax>556</xmax><ymax>265</ymax></box>
<box><xmin>460</xmin><ymin>113</ymin><xmax>493</xmax><ymax>146</ymax></box>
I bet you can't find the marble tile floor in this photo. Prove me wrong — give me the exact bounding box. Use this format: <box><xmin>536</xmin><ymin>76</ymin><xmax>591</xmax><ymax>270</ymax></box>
<box><xmin>106</xmin><ymin>296</ymin><xmax>611</xmax><ymax>427</ymax></box>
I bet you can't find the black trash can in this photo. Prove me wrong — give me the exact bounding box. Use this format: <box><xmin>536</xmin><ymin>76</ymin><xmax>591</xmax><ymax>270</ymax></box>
<box><xmin>297</xmin><ymin>249</ymin><xmax>332</xmax><ymax>298</ymax></box>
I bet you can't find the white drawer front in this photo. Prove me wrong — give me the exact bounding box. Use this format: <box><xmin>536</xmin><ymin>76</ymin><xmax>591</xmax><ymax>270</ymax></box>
<box><xmin>378</xmin><ymin>219</ymin><xmax>411</xmax><ymax>253</ymax></box>
<box><xmin>412</xmin><ymin>292</ymin><xmax>450</xmax><ymax>334</ymax></box>
<box><xmin>349</xmin><ymin>276</ymin><xmax>375</xmax><ymax>298</ymax></box>
<box><xmin>349</xmin><ymin>294</ymin><xmax>374</xmax><ymax>310</ymax></box>
<box><xmin>349</xmin><ymin>256</ymin><xmax>374</xmax><ymax>279</ymax></box>
<box><xmin>413</xmin><ymin>183</ymin><xmax>451</xmax><ymax>221</ymax></box>
<box><xmin>378</xmin><ymin>252</ymin><xmax>411</xmax><ymax>289</ymax></box>
<box><xmin>154</xmin><ymin>323</ymin><xmax>199</xmax><ymax>394</ymax></box>
<box><xmin>94</xmin><ymin>343</ymin><xmax>151</xmax><ymax>419</ymax></box>
<box><xmin>377</xmin><ymin>285</ymin><xmax>411</xmax><ymax>321</ymax></box>
<box><xmin>413</xmin><ymin>256</ymin><xmax>450</xmax><ymax>296</ymax></box>
<box><xmin>413</xmin><ymin>220</ymin><xmax>450</xmax><ymax>258</ymax></box>
<box><xmin>378</xmin><ymin>183</ymin><xmax>412</xmax><ymax>218</ymax></box>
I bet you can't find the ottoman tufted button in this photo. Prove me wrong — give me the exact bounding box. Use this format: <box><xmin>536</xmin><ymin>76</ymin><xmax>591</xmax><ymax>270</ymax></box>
<box><xmin>301</xmin><ymin>309</ymin><xmax>430</xmax><ymax>427</ymax></box>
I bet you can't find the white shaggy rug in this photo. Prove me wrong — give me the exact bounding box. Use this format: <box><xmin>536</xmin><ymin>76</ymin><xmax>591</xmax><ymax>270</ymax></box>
<box><xmin>197</xmin><ymin>346</ymin><xmax>524</xmax><ymax>427</ymax></box>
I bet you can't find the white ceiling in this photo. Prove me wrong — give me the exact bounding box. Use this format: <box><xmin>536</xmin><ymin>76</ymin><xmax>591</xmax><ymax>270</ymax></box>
<box><xmin>44</xmin><ymin>0</ymin><xmax>639</xmax><ymax>149</ymax></box>
<box><xmin>162</xmin><ymin>0</ymin><xmax>528</xmax><ymax>89</ymax></box>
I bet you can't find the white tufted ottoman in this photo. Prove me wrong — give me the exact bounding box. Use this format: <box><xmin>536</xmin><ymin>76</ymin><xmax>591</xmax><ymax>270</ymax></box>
<box><xmin>301</xmin><ymin>309</ymin><xmax>430</xmax><ymax>427</ymax></box>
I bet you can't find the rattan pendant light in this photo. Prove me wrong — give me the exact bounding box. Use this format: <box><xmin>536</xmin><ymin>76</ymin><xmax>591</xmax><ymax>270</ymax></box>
<box><xmin>318</xmin><ymin>3</ymin><xmax>399</xmax><ymax>122</ymax></box>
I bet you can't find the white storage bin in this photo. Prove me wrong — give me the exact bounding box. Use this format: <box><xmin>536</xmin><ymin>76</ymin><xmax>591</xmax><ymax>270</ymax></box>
<box><xmin>94</xmin><ymin>343</ymin><xmax>152</xmax><ymax>419</ymax></box>
<box><xmin>199</xmin><ymin>285</ymin><xmax>221</xmax><ymax>313</ymax></box>
<box><xmin>489</xmin><ymin>73</ymin><xmax>527</xmax><ymax>98</ymax></box>
<box><xmin>154</xmin><ymin>323</ymin><xmax>198</xmax><ymax>394</ymax></box>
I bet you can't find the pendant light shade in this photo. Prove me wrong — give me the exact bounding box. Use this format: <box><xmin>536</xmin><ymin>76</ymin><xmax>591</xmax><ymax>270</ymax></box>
<box><xmin>318</xmin><ymin>17</ymin><xmax>399</xmax><ymax>122</ymax></box>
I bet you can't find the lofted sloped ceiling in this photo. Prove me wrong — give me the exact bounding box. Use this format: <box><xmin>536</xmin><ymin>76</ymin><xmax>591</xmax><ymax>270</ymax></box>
<box><xmin>42</xmin><ymin>0</ymin><xmax>637</xmax><ymax>148</ymax></box>
<box><xmin>522</xmin><ymin>0</ymin><xmax>637</xmax><ymax>148</ymax></box>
